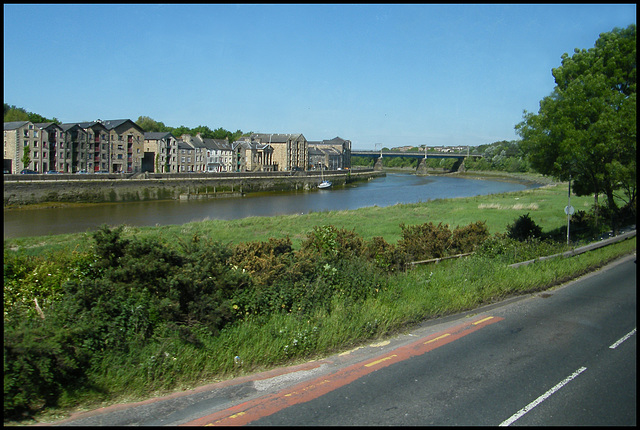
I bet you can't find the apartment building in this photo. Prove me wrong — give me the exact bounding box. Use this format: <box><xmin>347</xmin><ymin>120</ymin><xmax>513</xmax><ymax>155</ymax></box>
<box><xmin>77</xmin><ymin>121</ymin><xmax>110</xmax><ymax>173</ymax></box>
<box><xmin>3</xmin><ymin>121</ymin><xmax>66</xmax><ymax>173</ymax></box>
<box><xmin>59</xmin><ymin>123</ymin><xmax>87</xmax><ymax>173</ymax></box>
<box><xmin>101</xmin><ymin>119</ymin><xmax>145</xmax><ymax>173</ymax></box>
<box><xmin>144</xmin><ymin>131</ymin><xmax>178</xmax><ymax>173</ymax></box>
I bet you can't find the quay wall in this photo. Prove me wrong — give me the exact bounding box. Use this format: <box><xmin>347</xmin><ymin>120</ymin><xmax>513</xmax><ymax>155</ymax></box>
<box><xmin>3</xmin><ymin>169</ymin><xmax>383</xmax><ymax>206</ymax></box>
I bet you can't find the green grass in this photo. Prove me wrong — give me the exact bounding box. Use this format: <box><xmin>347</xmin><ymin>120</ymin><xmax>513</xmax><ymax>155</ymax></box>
<box><xmin>5</xmin><ymin>181</ymin><xmax>594</xmax><ymax>256</ymax></box>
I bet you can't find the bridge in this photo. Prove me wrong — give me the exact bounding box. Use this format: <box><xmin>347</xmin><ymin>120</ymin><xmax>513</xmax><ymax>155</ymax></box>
<box><xmin>350</xmin><ymin>149</ymin><xmax>483</xmax><ymax>173</ymax></box>
<box><xmin>350</xmin><ymin>149</ymin><xmax>482</xmax><ymax>160</ymax></box>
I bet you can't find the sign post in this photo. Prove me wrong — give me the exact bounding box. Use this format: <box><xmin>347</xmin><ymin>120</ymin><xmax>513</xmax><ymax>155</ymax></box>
<box><xmin>565</xmin><ymin>175</ymin><xmax>575</xmax><ymax>245</ymax></box>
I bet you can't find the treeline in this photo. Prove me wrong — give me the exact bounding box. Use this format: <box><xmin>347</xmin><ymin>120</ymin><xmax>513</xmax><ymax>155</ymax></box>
<box><xmin>3</xmin><ymin>104</ymin><xmax>60</xmax><ymax>124</ymax></box>
<box><xmin>3</xmin><ymin>104</ymin><xmax>246</xmax><ymax>144</ymax></box>
<box><xmin>134</xmin><ymin>115</ymin><xmax>247</xmax><ymax>143</ymax></box>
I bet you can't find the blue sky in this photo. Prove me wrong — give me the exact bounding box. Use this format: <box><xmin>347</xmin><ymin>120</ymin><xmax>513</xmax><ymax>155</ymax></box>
<box><xmin>3</xmin><ymin>4</ymin><xmax>636</xmax><ymax>150</ymax></box>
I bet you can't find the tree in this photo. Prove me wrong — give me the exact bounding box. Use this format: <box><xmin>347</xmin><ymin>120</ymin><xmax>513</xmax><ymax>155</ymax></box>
<box><xmin>22</xmin><ymin>145</ymin><xmax>31</xmax><ymax>170</ymax></box>
<box><xmin>4</xmin><ymin>104</ymin><xmax>59</xmax><ymax>124</ymax></box>
<box><xmin>516</xmin><ymin>24</ymin><xmax>636</xmax><ymax>223</ymax></box>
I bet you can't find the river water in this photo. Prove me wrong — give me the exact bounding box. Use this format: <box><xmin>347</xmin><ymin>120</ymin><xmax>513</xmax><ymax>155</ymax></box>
<box><xmin>3</xmin><ymin>173</ymin><xmax>536</xmax><ymax>239</ymax></box>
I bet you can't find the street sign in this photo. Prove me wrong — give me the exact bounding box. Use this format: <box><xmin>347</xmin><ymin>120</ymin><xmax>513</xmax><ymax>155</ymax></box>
<box><xmin>564</xmin><ymin>205</ymin><xmax>575</xmax><ymax>215</ymax></box>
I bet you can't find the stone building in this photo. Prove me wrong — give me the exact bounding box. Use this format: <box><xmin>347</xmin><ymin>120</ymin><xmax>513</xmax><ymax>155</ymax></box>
<box><xmin>99</xmin><ymin>119</ymin><xmax>145</xmax><ymax>173</ymax></box>
<box><xmin>240</xmin><ymin>133</ymin><xmax>307</xmax><ymax>172</ymax></box>
<box><xmin>307</xmin><ymin>136</ymin><xmax>351</xmax><ymax>170</ymax></box>
<box><xmin>144</xmin><ymin>131</ymin><xmax>178</xmax><ymax>173</ymax></box>
<box><xmin>3</xmin><ymin>121</ymin><xmax>68</xmax><ymax>173</ymax></box>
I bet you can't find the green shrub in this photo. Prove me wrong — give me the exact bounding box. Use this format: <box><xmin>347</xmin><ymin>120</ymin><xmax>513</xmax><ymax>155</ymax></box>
<box><xmin>397</xmin><ymin>222</ymin><xmax>452</xmax><ymax>261</ymax></box>
<box><xmin>363</xmin><ymin>236</ymin><xmax>407</xmax><ymax>272</ymax></box>
<box><xmin>449</xmin><ymin>221</ymin><xmax>490</xmax><ymax>254</ymax></box>
<box><xmin>506</xmin><ymin>213</ymin><xmax>543</xmax><ymax>242</ymax></box>
<box><xmin>300</xmin><ymin>225</ymin><xmax>365</xmax><ymax>264</ymax></box>
<box><xmin>4</xmin><ymin>317</ymin><xmax>91</xmax><ymax>420</ymax></box>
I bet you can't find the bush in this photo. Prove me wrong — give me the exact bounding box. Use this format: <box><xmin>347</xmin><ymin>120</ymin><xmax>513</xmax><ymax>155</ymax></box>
<box><xmin>506</xmin><ymin>213</ymin><xmax>543</xmax><ymax>242</ymax></box>
<box><xmin>364</xmin><ymin>236</ymin><xmax>407</xmax><ymax>272</ymax></box>
<box><xmin>397</xmin><ymin>222</ymin><xmax>452</xmax><ymax>261</ymax></box>
<box><xmin>230</xmin><ymin>237</ymin><xmax>295</xmax><ymax>287</ymax></box>
<box><xmin>4</xmin><ymin>318</ymin><xmax>90</xmax><ymax>420</ymax></box>
<box><xmin>449</xmin><ymin>221</ymin><xmax>490</xmax><ymax>254</ymax></box>
<box><xmin>300</xmin><ymin>225</ymin><xmax>365</xmax><ymax>263</ymax></box>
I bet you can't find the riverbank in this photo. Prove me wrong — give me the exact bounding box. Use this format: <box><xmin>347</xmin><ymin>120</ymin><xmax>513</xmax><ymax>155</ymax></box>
<box><xmin>3</xmin><ymin>169</ymin><xmax>383</xmax><ymax>208</ymax></box>
<box><xmin>4</xmin><ymin>178</ymin><xmax>592</xmax><ymax>257</ymax></box>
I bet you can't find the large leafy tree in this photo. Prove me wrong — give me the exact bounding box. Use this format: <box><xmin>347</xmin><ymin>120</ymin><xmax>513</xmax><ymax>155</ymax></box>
<box><xmin>516</xmin><ymin>24</ymin><xmax>636</xmax><ymax>217</ymax></box>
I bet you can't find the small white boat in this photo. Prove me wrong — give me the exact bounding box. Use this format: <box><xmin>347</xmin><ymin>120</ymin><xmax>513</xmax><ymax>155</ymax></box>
<box><xmin>318</xmin><ymin>169</ymin><xmax>332</xmax><ymax>189</ymax></box>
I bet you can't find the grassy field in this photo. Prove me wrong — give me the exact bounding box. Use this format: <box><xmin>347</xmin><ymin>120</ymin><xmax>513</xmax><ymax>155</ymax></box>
<box><xmin>5</xmin><ymin>177</ymin><xmax>595</xmax><ymax>256</ymax></box>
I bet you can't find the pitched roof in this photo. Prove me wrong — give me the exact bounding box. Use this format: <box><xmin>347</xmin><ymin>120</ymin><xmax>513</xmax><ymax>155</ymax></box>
<box><xmin>202</xmin><ymin>138</ymin><xmax>232</xmax><ymax>151</ymax></box>
<box><xmin>100</xmin><ymin>119</ymin><xmax>144</xmax><ymax>133</ymax></box>
<box><xmin>59</xmin><ymin>122</ymin><xmax>86</xmax><ymax>132</ymax></box>
<box><xmin>4</xmin><ymin>121</ymin><xmax>30</xmax><ymax>130</ymax></box>
<box><xmin>177</xmin><ymin>140</ymin><xmax>194</xmax><ymax>150</ymax></box>
<box><xmin>144</xmin><ymin>131</ymin><xmax>174</xmax><ymax>140</ymax></box>
<box><xmin>251</xmin><ymin>133</ymin><xmax>305</xmax><ymax>143</ymax></box>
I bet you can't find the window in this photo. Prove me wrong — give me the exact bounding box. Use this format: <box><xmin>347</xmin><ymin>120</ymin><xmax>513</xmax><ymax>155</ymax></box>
<box><xmin>34</xmin><ymin>130</ymin><xmax>38</xmax><ymax>137</ymax></box>
<box><xmin>34</xmin><ymin>141</ymin><xmax>38</xmax><ymax>148</ymax></box>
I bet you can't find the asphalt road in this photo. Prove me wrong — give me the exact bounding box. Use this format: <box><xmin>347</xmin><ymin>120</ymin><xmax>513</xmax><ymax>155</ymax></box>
<box><xmin>50</xmin><ymin>255</ymin><xmax>636</xmax><ymax>426</ymax></box>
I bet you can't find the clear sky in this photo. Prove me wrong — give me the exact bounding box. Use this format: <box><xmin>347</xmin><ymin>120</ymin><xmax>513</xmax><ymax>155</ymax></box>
<box><xmin>3</xmin><ymin>4</ymin><xmax>636</xmax><ymax>150</ymax></box>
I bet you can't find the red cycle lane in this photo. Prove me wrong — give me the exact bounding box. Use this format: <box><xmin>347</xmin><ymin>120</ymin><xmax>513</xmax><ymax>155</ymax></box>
<box><xmin>182</xmin><ymin>315</ymin><xmax>504</xmax><ymax>426</ymax></box>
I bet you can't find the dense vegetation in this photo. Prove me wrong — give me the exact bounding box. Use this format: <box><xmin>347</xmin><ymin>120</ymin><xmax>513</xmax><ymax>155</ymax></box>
<box><xmin>3</xmin><ymin>104</ymin><xmax>60</xmax><ymax>124</ymax></box>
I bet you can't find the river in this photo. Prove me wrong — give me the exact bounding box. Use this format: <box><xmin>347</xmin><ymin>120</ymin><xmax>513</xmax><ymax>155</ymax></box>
<box><xmin>3</xmin><ymin>173</ymin><xmax>537</xmax><ymax>239</ymax></box>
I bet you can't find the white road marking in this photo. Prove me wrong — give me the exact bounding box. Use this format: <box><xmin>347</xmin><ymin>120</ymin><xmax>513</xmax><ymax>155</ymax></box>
<box><xmin>499</xmin><ymin>366</ymin><xmax>587</xmax><ymax>426</ymax></box>
<box><xmin>609</xmin><ymin>328</ymin><xmax>636</xmax><ymax>349</ymax></box>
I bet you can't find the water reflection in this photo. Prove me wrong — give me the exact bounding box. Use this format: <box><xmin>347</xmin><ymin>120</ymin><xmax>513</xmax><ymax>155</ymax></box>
<box><xmin>4</xmin><ymin>173</ymin><xmax>533</xmax><ymax>238</ymax></box>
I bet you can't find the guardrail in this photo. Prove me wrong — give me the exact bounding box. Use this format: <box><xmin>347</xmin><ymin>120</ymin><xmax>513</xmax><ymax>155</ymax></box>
<box><xmin>509</xmin><ymin>230</ymin><xmax>636</xmax><ymax>268</ymax></box>
<box><xmin>404</xmin><ymin>230</ymin><xmax>636</xmax><ymax>269</ymax></box>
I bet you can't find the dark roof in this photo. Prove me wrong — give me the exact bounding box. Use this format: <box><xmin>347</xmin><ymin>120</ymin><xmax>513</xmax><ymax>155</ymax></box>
<box><xmin>202</xmin><ymin>138</ymin><xmax>232</xmax><ymax>151</ymax></box>
<box><xmin>100</xmin><ymin>119</ymin><xmax>144</xmax><ymax>133</ymax></box>
<box><xmin>177</xmin><ymin>140</ymin><xmax>194</xmax><ymax>150</ymax></box>
<box><xmin>251</xmin><ymin>133</ymin><xmax>305</xmax><ymax>143</ymax></box>
<box><xmin>59</xmin><ymin>123</ymin><xmax>81</xmax><ymax>132</ymax></box>
<box><xmin>144</xmin><ymin>131</ymin><xmax>174</xmax><ymax>140</ymax></box>
<box><xmin>4</xmin><ymin>121</ymin><xmax>30</xmax><ymax>130</ymax></box>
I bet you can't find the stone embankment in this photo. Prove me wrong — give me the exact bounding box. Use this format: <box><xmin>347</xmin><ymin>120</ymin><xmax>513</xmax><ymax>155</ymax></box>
<box><xmin>3</xmin><ymin>169</ymin><xmax>384</xmax><ymax>206</ymax></box>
